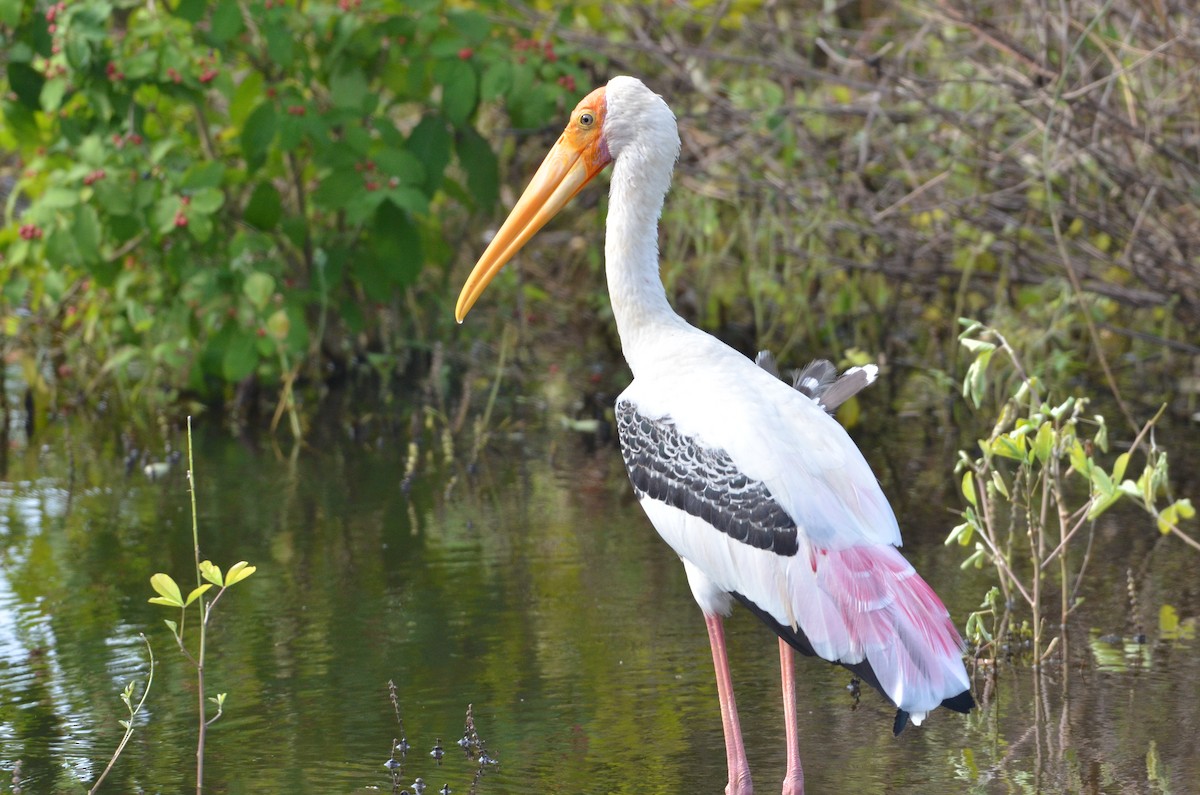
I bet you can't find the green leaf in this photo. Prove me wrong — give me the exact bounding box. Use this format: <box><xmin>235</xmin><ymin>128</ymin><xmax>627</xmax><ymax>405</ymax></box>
<box><xmin>265</xmin><ymin>21</ymin><xmax>295</xmax><ymax>65</ymax></box>
<box><xmin>210</xmin><ymin>0</ymin><xmax>244</xmax><ymax>42</ymax></box>
<box><xmin>1032</xmin><ymin>422</ymin><xmax>1054</xmax><ymax>464</ymax></box>
<box><xmin>244</xmin><ymin>182</ymin><xmax>282</xmax><ymax>229</ymax></box>
<box><xmin>1157</xmin><ymin>503</ymin><xmax>1178</xmax><ymax>535</ymax></box>
<box><xmin>7</xmin><ymin>62</ymin><xmax>45</xmax><ymax>108</ymax></box>
<box><xmin>185</xmin><ymin>583</ymin><xmax>213</xmax><ymax>606</ymax></box>
<box><xmin>1090</xmin><ymin>466</ymin><xmax>1114</xmax><ymax>496</ymax></box>
<box><xmin>41</xmin><ymin>187</ymin><xmax>80</xmax><ymax>209</ymax></box>
<box><xmin>961</xmin><ymin>470</ymin><xmax>977</xmax><ymax>507</ymax></box>
<box><xmin>313</xmin><ymin>169</ymin><xmax>362</xmax><ymax>211</ymax></box>
<box><xmin>40</xmin><ymin>77</ymin><xmax>68</xmax><ymax>112</ymax></box>
<box><xmin>960</xmin><ymin>338</ymin><xmax>996</xmax><ymax>355</ymax></box>
<box><xmin>990</xmin><ymin>471</ymin><xmax>1009</xmax><ymax>499</ymax></box>
<box><xmin>1087</xmin><ymin>490</ymin><xmax>1122</xmax><ymax>520</ymax></box>
<box><xmin>174</xmin><ymin>0</ymin><xmax>206</xmax><ymax>20</ymax></box>
<box><xmin>221</xmin><ymin>328</ymin><xmax>260</xmax><ymax>382</ymax></box>
<box><xmin>384</xmin><ymin>188</ymin><xmax>429</xmax><ymax>216</ymax></box>
<box><xmin>1092</xmin><ymin>415</ymin><xmax>1109</xmax><ymax>453</ymax></box>
<box><xmin>480</xmin><ymin>61</ymin><xmax>513</xmax><ymax>102</ymax></box>
<box><xmin>407</xmin><ymin>114</ymin><xmax>452</xmax><ymax>193</ymax></box>
<box><xmin>182</xmin><ymin>162</ymin><xmax>226</xmax><ymax>190</ymax></box>
<box><xmin>188</xmin><ymin>212</ymin><xmax>214</xmax><ymax>243</ymax></box>
<box><xmin>440</xmin><ymin>60</ymin><xmax>478</xmax><ymax>127</ymax></box>
<box><xmin>73</xmin><ymin>205</ymin><xmax>102</xmax><ymax>265</ymax></box>
<box><xmin>200</xmin><ymin>560</ymin><xmax>224</xmax><ymax>586</ymax></box>
<box><xmin>225</xmin><ymin>560</ymin><xmax>257</xmax><ymax>586</ymax></box>
<box><xmin>375</xmin><ymin>148</ymin><xmax>425</xmax><ymax>185</ymax></box>
<box><xmin>1112</xmin><ymin>452</ymin><xmax>1130</xmax><ymax>483</ymax></box>
<box><xmin>1069</xmin><ymin>439</ymin><xmax>1090</xmax><ymax>476</ymax></box>
<box><xmin>963</xmin><ymin>348</ymin><xmax>993</xmax><ymax>409</ymax></box>
<box><xmin>447</xmin><ymin>9</ymin><xmax>490</xmax><ymax>44</ymax></box>
<box><xmin>993</xmin><ymin>433</ymin><xmax>1026</xmax><ymax>461</ymax></box>
<box><xmin>241</xmin><ymin>102</ymin><xmax>278</xmax><ymax>164</ymax></box>
<box><xmin>149</xmin><ymin>573</ymin><xmax>184</xmax><ymax>608</ymax></box>
<box><xmin>229</xmin><ymin>70</ymin><xmax>265</xmax><ymax>126</ymax></box>
<box><xmin>945</xmin><ymin>520</ymin><xmax>971</xmax><ymax>546</ymax></box>
<box><xmin>456</xmin><ymin>125</ymin><xmax>498</xmax><ymax>208</ymax></box>
<box><xmin>243</xmin><ymin>272</ymin><xmax>275</xmax><ymax>311</ymax></box>
<box><xmin>267</xmin><ymin>309</ymin><xmax>290</xmax><ymax>341</ymax></box>
<box><xmin>331</xmin><ymin>66</ymin><xmax>369</xmax><ymax>111</ymax></box>
<box><xmin>0</xmin><ymin>0</ymin><xmax>21</xmax><ymax>26</ymax></box>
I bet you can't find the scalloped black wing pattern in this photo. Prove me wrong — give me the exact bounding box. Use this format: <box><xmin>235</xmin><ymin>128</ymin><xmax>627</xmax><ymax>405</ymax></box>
<box><xmin>615</xmin><ymin>400</ymin><xmax>799</xmax><ymax>557</ymax></box>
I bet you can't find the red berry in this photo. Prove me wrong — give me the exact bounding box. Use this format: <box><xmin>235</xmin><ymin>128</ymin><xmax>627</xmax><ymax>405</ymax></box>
<box><xmin>287</xmin><ymin>104</ymin><xmax>306</xmax><ymax>116</ymax></box>
<box><xmin>458</xmin><ymin>47</ymin><xmax>473</xmax><ymax>60</ymax></box>
<box><xmin>174</xmin><ymin>212</ymin><xmax>188</xmax><ymax>227</ymax></box>
<box><xmin>364</xmin><ymin>180</ymin><xmax>379</xmax><ymax>191</ymax></box>
<box><xmin>48</xmin><ymin>23</ymin><xmax>56</xmax><ymax>33</ymax></box>
<box><xmin>256</xmin><ymin>327</ymin><xmax>267</xmax><ymax>338</ymax></box>
<box><xmin>199</xmin><ymin>68</ymin><xmax>218</xmax><ymax>84</ymax></box>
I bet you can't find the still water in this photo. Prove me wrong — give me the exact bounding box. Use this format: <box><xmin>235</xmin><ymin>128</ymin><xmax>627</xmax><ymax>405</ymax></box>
<box><xmin>0</xmin><ymin>402</ymin><xmax>1197</xmax><ymax>793</ymax></box>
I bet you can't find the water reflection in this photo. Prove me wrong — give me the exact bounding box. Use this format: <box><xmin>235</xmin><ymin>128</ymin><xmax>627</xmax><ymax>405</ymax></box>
<box><xmin>0</xmin><ymin>414</ymin><xmax>1196</xmax><ymax>793</ymax></box>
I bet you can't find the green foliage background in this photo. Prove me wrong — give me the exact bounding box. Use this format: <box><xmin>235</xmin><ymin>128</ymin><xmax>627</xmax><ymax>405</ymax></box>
<box><xmin>1</xmin><ymin>0</ymin><xmax>585</xmax><ymax>418</ymax></box>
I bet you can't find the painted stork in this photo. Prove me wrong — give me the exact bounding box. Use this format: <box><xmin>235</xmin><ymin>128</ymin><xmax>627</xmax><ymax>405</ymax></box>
<box><xmin>455</xmin><ymin>76</ymin><xmax>973</xmax><ymax>794</ymax></box>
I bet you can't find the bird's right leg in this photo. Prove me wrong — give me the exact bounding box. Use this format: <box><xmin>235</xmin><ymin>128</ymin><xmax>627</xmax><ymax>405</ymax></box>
<box><xmin>705</xmin><ymin>612</ymin><xmax>753</xmax><ymax>795</ymax></box>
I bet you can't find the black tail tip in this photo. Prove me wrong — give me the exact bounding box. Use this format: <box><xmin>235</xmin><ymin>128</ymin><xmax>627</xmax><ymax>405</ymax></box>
<box><xmin>892</xmin><ymin>710</ymin><xmax>909</xmax><ymax>736</ymax></box>
<box><xmin>941</xmin><ymin>689</ymin><xmax>976</xmax><ymax>715</ymax></box>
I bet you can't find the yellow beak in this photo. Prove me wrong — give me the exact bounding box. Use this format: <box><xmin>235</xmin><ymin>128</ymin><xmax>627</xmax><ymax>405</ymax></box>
<box><xmin>455</xmin><ymin>91</ymin><xmax>610</xmax><ymax>322</ymax></box>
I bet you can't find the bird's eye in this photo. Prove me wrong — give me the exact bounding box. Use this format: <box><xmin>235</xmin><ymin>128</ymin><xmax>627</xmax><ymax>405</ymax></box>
<box><xmin>579</xmin><ymin>111</ymin><xmax>594</xmax><ymax>127</ymax></box>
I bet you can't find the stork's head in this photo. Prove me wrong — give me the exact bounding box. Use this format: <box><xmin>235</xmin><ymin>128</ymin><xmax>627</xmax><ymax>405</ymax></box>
<box><xmin>455</xmin><ymin>76</ymin><xmax>678</xmax><ymax>322</ymax></box>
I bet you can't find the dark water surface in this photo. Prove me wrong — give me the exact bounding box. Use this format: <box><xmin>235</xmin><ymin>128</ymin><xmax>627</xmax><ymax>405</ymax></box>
<box><xmin>1</xmin><ymin>399</ymin><xmax>1197</xmax><ymax>794</ymax></box>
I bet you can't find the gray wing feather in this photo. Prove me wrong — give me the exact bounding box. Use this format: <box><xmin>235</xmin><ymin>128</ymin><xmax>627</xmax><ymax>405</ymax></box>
<box><xmin>756</xmin><ymin>351</ymin><xmax>878</xmax><ymax>413</ymax></box>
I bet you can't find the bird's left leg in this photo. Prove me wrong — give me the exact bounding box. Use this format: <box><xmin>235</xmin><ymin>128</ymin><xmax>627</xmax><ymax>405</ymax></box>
<box><xmin>705</xmin><ymin>612</ymin><xmax>753</xmax><ymax>795</ymax></box>
<box><xmin>779</xmin><ymin>639</ymin><xmax>804</xmax><ymax>795</ymax></box>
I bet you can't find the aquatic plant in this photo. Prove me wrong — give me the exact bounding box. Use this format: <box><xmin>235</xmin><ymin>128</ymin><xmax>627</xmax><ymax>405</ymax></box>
<box><xmin>950</xmin><ymin>318</ymin><xmax>1196</xmax><ymax>668</ymax></box>
<box><xmin>86</xmin><ymin>635</ymin><xmax>154</xmax><ymax>794</ymax></box>
<box><xmin>147</xmin><ymin>418</ymin><xmax>257</xmax><ymax>794</ymax></box>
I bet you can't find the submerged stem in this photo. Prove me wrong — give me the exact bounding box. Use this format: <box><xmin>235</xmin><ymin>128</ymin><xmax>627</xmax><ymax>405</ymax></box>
<box><xmin>187</xmin><ymin>418</ymin><xmax>206</xmax><ymax>795</ymax></box>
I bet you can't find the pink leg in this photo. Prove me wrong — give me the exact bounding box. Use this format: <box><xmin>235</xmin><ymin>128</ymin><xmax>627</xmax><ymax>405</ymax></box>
<box><xmin>779</xmin><ymin>639</ymin><xmax>804</xmax><ymax>795</ymax></box>
<box><xmin>705</xmin><ymin>613</ymin><xmax>753</xmax><ymax>795</ymax></box>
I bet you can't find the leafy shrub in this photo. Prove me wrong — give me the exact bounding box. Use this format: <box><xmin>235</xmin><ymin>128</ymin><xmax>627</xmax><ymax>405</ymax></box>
<box><xmin>1</xmin><ymin>0</ymin><xmax>584</xmax><ymax>420</ymax></box>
